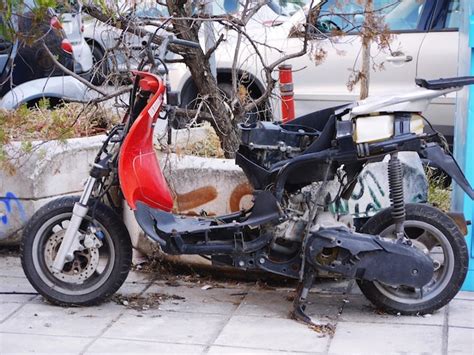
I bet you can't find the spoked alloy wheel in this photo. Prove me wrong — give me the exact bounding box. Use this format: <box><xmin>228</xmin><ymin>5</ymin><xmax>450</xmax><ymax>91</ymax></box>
<box><xmin>21</xmin><ymin>197</ymin><xmax>132</xmax><ymax>306</ymax></box>
<box><xmin>357</xmin><ymin>203</ymin><xmax>468</xmax><ymax>314</ymax></box>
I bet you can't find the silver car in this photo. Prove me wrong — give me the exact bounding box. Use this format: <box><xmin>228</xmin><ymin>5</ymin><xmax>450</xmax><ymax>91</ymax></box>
<box><xmin>168</xmin><ymin>0</ymin><xmax>461</xmax><ymax>144</ymax></box>
<box><xmin>0</xmin><ymin>0</ymin><xmax>93</xmax><ymax>109</ymax></box>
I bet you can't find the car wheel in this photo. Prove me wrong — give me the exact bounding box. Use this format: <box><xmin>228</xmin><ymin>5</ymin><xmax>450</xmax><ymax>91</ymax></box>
<box><xmin>89</xmin><ymin>43</ymin><xmax>108</xmax><ymax>86</ymax></box>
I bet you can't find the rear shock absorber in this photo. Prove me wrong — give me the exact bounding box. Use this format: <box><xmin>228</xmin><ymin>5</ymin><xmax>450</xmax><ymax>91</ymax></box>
<box><xmin>388</xmin><ymin>152</ymin><xmax>406</xmax><ymax>238</ymax></box>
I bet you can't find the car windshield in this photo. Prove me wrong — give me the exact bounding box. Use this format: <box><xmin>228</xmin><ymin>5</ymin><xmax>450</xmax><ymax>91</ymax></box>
<box><xmin>133</xmin><ymin>1</ymin><xmax>311</xmax><ymax>20</ymax></box>
<box><xmin>213</xmin><ymin>0</ymin><xmax>308</xmax><ymax>16</ymax></box>
<box><xmin>135</xmin><ymin>2</ymin><xmax>169</xmax><ymax>19</ymax></box>
<box><xmin>316</xmin><ymin>0</ymin><xmax>426</xmax><ymax>33</ymax></box>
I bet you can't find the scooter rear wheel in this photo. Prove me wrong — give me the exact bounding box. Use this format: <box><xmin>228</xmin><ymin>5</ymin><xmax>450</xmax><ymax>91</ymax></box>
<box><xmin>21</xmin><ymin>196</ymin><xmax>132</xmax><ymax>306</ymax></box>
<box><xmin>357</xmin><ymin>203</ymin><xmax>468</xmax><ymax>315</ymax></box>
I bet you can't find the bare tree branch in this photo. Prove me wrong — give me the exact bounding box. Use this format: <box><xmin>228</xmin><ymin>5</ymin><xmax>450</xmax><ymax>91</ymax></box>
<box><xmin>204</xmin><ymin>33</ymin><xmax>225</xmax><ymax>60</ymax></box>
<box><xmin>42</xmin><ymin>43</ymin><xmax>107</xmax><ymax>96</ymax></box>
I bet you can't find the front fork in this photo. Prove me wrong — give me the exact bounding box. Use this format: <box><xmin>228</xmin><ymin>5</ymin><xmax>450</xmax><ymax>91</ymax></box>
<box><xmin>51</xmin><ymin>176</ymin><xmax>96</xmax><ymax>272</ymax></box>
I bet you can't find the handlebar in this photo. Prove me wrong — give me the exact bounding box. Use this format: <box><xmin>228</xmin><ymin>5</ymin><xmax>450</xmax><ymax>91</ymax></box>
<box><xmin>133</xmin><ymin>38</ymin><xmax>200</xmax><ymax>54</ymax></box>
<box><xmin>137</xmin><ymin>33</ymin><xmax>201</xmax><ymax>78</ymax></box>
<box><xmin>168</xmin><ymin>38</ymin><xmax>201</xmax><ymax>49</ymax></box>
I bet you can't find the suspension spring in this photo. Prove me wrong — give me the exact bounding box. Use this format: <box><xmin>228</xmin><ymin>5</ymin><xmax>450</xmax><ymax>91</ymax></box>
<box><xmin>388</xmin><ymin>153</ymin><xmax>406</xmax><ymax>226</ymax></box>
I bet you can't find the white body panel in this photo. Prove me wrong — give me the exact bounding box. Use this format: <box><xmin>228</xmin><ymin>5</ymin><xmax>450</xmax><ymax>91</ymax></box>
<box><xmin>0</xmin><ymin>76</ymin><xmax>93</xmax><ymax>109</ymax></box>
<box><xmin>350</xmin><ymin>87</ymin><xmax>461</xmax><ymax>118</ymax></box>
<box><xmin>62</xmin><ymin>10</ymin><xmax>93</xmax><ymax>73</ymax></box>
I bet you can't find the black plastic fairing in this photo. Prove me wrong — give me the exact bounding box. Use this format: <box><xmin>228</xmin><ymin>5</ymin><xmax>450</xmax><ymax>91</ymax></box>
<box><xmin>235</xmin><ymin>150</ymin><xmax>271</xmax><ymax>189</ymax></box>
<box><xmin>284</xmin><ymin>104</ymin><xmax>349</xmax><ymax>131</ymax></box>
<box><xmin>306</xmin><ymin>227</ymin><xmax>434</xmax><ymax>288</ymax></box>
<box><xmin>421</xmin><ymin>143</ymin><xmax>474</xmax><ymax>199</ymax></box>
<box><xmin>134</xmin><ymin>191</ymin><xmax>282</xmax><ymax>237</ymax></box>
<box><xmin>416</xmin><ymin>76</ymin><xmax>474</xmax><ymax>90</ymax></box>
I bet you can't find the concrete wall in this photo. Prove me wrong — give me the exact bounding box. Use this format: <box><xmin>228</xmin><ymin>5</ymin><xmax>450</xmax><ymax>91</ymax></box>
<box><xmin>0</xmin><ymin>136</ymin><xmax>105</xmax><ymax>244</ymax></box>
<box><xmin>0</xmin><ymin>131</ymin><xmax>428</xmax><ymax>253</ymax></box>
<box><xmin>159</xmin><ymin>151</ymin><xmax>427</xmax><ymax>218</ymax></box>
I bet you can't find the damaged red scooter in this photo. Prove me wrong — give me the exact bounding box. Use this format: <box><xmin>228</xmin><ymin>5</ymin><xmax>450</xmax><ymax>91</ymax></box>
<box><xmin>21</xmin><ymin>35</ymin><xmax>474</xmax><ymax>324</ymax></box>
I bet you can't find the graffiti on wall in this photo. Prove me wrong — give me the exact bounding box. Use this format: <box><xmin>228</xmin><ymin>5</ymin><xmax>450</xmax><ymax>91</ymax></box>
<box><xmin>329</xmin><ymin>163</ymin><xmax>427</xmax><ymax>218</ymax></box>
<box><xmin>167</xmin><ymin>160</ymin><xmax>426</xmax><ymax>219</ymax></box>
<box><xmin>328</xmin><ymin>170</ymin><xmax>386</xmax><ymax>217</ymax></box>
<box><xmin>0</xmin><ymin>192</ymin><xmax>27</xmax><ymax>233</ymax></box>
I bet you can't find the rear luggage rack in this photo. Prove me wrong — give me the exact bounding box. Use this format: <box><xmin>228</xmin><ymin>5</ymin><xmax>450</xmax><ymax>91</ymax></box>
<box><xmin>415</xmin><ymin>76</ymin><xmax>474</xmax><ymax>90</ymax></box>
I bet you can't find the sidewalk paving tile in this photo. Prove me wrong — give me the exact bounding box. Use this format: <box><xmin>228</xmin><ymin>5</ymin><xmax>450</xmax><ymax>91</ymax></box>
<box><xmin>213</xmin><ymin>315</ymin><xmax>330</xmax><ymax>353</ymax></box>
<box><xmin>143</xmin><ymin>283</ymin><xmax>245</xmax><ymax>315</ymax></box>
<box><xmin>305</xmin><ymin>293</ymin><xmax>345</xmax><ymax>323</ymax></box>
<box><xmin>0</xmin><ymin>332</ymin><xmax>91</xmax><ymax>354</ymax></box>
<box><xmin>455</xmin><ymin>291</ymin><xmax>474</xmax><ymax>301</ymax></box>
<box><xmin>235</xmin><ymin>290</ymin><xmax>343</xmax><ymax>323</ymax></box>
<box><xmin>116</xmin><ymin>281</ymin><xmax>151</xmax><ymax>295</ymax></box>
<box><xmin>0</xmin><ymin>302</ymin><xmax>27</xmax><ymax>323</ymax></box>
<box><xmin>449</xmin><ymin>299</ymin><xmax>474</xmax><ymax>328</ymax></box>
<box><xmin>123</xmin><ymin>270</ymin><xmax>155</xmax><ymax>284</ymax></box>
<box><xmin>86</xmin><ymin>338</ymin><xmax>206</xmax><ymax>354</ymax></box>
<box><xmin>328</xmin><ymin>321</ymin><xmax>443</xmax><ymax>354</ymax></box>
<box><xmin>0</xmin><ymin>294</ymin><xmax>35</xmax><ymax>303</ymax></box>
<box><xmin>234</xmin><ymin>290</ymin><xmax>294</xmax><ymax>319</ymax></box>
<box><xmin>101</xmin><ymin>310</ymin><xmax>228</xmax><ymax>345</ymax></box>
<box><xmin>0</xmin><ymin>256</ymin><xmax>26</xmax><ymax>278</ymax></box>
<box><xmin>206</xmin><ymin>345</ymin><xmax>318</xmax><ymax>354</ymax></box>
<box><xmin>0</xmin><ymin>251</ymin><xmax>472</xmax><ymax>355</ymax></box>
<box><xmin>447</xmin><ymin>326</ymin><xmax>474</xmax><ymax>354</ymax></box>
<box><xmin>0</xmin><ymin>301</ymin><xmax>123</xmax><ymax>337</ymax></box>
<box><xmin>338</xmin><ymin>295</ymin><xmax>445</xmax><ymax>326</ymax></box>
<box><xmin>0</xmin><ymin>276</ymin><xmax>36</xmax><ymax>293</ymax></box>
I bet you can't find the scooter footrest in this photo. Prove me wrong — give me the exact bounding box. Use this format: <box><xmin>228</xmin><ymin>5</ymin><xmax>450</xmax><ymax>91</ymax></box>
<box><xmin>136</xmin><ymin>202</ymin><xmax>213</xmax><ymax>235</ymax></box>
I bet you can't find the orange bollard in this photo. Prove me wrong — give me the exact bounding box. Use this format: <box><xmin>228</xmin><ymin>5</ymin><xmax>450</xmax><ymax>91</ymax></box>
<box><xmin>279</xmin><ymin>64</ymin><xmax>295</xmax><ymax>123</ymax></box>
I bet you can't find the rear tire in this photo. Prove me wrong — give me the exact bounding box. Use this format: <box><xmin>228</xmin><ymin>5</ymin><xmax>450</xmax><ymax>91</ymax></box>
<box><xmin>21</xmin><ymin>196</ymin><xmax>132</xmax><ymax>306</ymax></box>
<box><xmin>357</xmin><ymin>203</ymin><xmax>468</xmax><ymax>314</ymax></box>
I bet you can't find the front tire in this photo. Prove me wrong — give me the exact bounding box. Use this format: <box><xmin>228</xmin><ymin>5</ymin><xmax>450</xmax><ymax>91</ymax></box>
<box><xmin>357</xmin><ymin>203</ymin><xmax>468</xmax><ymax>314</ymax></box>
<box><xmin>21</xmin><ymin>196</ymin><xmax>132</xmax><ymax>306</ymax></box>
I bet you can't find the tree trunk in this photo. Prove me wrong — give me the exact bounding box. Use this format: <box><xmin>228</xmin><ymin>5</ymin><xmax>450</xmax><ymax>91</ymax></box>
<box><xmin>166</xmin><ymin>1</ymin><xmax>240</xmax><ymax>158</ymax></box>
<box><xmin>360</xmin><ymin>0</ymin><xmax>373</xmax><ymax>100</ymax></box>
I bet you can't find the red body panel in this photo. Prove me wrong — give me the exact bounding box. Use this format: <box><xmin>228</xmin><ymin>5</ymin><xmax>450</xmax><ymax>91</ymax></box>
<box><xmin>118</xmin><ymin>71</ymin><xmax>174</xmax><ymax>211</ymax></box>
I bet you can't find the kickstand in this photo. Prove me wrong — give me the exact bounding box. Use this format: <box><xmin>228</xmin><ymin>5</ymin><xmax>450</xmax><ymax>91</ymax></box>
<box><xmin>291</xmin><ymin>270</ymin><xmax>316</xmax><ymax>325</ymax></box>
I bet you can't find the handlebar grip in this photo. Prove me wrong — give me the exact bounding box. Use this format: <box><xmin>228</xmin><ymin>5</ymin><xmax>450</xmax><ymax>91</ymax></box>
<box><xmin>169</xmin><ymin>38</ymin><xmax>201</xmax><ymax>49</ymax></box>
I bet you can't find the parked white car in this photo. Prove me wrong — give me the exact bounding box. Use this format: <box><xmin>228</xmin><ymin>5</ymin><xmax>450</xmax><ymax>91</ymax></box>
<box><xmin>168</xmin><ymin>0</ymin><xmax>461</xmax><ymax>144</ymax></box>
<box><xmin>59</xmin><ymin>1</ymin><xmax>93</xmax><ymax>76</ymax></box>
<box><xmin>82</xmin><ymin>0</ymin><xmax>303</xmax><ymax>84</ymax></box>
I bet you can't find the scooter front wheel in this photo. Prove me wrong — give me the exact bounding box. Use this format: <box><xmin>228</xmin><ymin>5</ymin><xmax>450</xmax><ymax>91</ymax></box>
<box><xmin>21</xmin><ymin>196</ymin><xmax>132</xmax><ymax>306</ymax></box>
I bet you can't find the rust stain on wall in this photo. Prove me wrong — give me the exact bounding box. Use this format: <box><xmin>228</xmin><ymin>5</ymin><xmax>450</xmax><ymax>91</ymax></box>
<box><xmin>229</xmin><ymin>183</ymin><xmax>254</xmax><ymax>212</ymax></box>
<box><xmin>174</xmin><ymin>186</ymin><xmax>218</xmax><ymax>212</ymax></box>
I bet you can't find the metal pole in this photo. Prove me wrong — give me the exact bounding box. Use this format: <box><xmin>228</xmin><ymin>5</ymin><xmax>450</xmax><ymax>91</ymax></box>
<box><xmin>456</xmin><ymin>0</ymin><xmax>474</xmax><ymax>291</ymax></box>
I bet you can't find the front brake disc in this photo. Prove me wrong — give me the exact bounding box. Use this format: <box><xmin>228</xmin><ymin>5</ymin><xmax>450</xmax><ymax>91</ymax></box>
<box><xmin>44</xmin><ymin>232</ymin><xmax>100</xmax><ymax>284</ymax></box>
